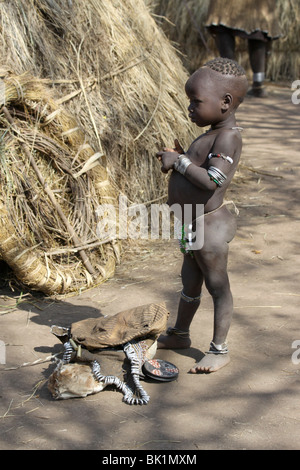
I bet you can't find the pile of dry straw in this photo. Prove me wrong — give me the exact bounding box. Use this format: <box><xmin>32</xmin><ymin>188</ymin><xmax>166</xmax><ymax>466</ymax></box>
<box><xmin>148</xmin><ymin>0</ymin><xmax>299</xmax><ymax>81</ymax></box>
<box><xmin>0</xmin><ymin>0</ymin><xmax>197</xmax><ymax>295</ymax></box>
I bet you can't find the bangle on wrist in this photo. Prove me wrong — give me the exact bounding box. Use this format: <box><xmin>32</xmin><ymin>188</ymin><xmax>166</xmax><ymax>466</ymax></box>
<box><xmin>173</xmin><ymin>154</ymin><xmax>192</xmax><ymax>175</ymax></box>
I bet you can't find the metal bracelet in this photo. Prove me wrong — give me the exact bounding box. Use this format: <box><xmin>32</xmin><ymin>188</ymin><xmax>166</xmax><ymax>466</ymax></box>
<box><xmin>207</xmin><ymin>166</ymin><xmax>227</xmax><ymax>187</ymax></box>
<box><xmin>173</xmin><ymin>154</ymin><xmax>192</xmax><ymax>175</ymax></box>
<box><xmin>253</xmin><ymin>72</ymin><xmax>265</xmax><ymax>82</ymax></box>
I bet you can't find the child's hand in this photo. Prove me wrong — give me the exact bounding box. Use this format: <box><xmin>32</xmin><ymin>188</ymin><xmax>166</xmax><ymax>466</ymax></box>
<box><xmin>174</xmin><ymin>139</ymin><xmax>185</xmax><ymax>154</ymax></box>
<box><xmin>156</xmin><ymin>150</ymin><xmax>180</xmax><ymax>174</ymax></box>
<box><xmin>156</xmin><ymin>139</ymin><xmax>184</xmax><ymax>173</ymax></box>
<box><xmin>163</xmin><ymin>139</ymin><xmax>185</xmax><ymax>154</ymax></box>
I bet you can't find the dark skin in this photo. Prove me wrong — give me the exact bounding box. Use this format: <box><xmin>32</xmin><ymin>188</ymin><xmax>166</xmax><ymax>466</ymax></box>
<box><xmin>214</xmin><ymin>32</ymin><xmax>267</xmax><ymax>96</ymax></box>
<box><xmin>156</xmin><ymin>66</ymin><xmax>248</xmax><ymax>372</ymax></box>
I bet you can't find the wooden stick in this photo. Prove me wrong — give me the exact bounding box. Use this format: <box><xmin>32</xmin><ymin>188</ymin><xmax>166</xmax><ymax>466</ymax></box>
<box><xmin>239</xmin><ymin>164</ymin><xmax>283</xmax><ymax>179</ymax></box>
<box><xmin>2</xmin><ymin>106</ymin><xmax>97</xmax><ymax>277</ymax></box>
<box><xmin>45</xmin><ymin>237</ymin><xmax>115</xmax><ymax>256</ymax></box>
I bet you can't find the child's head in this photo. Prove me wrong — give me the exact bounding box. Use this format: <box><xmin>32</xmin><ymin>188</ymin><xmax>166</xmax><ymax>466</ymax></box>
<box><xmin>185</xmin><ymin>57</ymin><xmax>248</xmax><ymax>128</ymax></box>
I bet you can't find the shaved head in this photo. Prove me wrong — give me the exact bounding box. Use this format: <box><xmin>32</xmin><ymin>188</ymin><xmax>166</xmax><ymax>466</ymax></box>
<box><xmin>187</xmin><ymin>58</ymin><xmax>249</xmax><ymax>109</ymax></box>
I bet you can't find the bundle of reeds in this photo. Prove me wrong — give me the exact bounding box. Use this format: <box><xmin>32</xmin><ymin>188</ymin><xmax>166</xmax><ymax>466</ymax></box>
<box><xmin>0</xmin><ymin>0</ymin><xmax>198</xmax><ymax>294</ymax></box>
<box><xmin>0</xmin><ymin>72</ymin><xmax>119</xmax><ymax>295</ymax></box>
<box><xmin>148</xmin><ymin>0</ymin><xmax>299</xmax><ymax>81</ymax></box>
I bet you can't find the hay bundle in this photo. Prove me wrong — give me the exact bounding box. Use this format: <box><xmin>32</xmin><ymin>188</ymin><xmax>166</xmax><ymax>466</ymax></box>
<box><xmin>0</xmin><ymin>0</ymin><xmax>198</xmax><ymax>294</ymax></box>
<box><xmin>148</xmin><ymin>0</ymin><xmax>299</xmax><ymax>81</ymax></box>
<box><xmin>0</xmin><ymin>0</ymin><xmax>196</xmax><ymax>204</ymax></box>
<box><xmin>0</xmin><ymin>72</ymin><xmax>119</xmax><ymax>295</ymax></box>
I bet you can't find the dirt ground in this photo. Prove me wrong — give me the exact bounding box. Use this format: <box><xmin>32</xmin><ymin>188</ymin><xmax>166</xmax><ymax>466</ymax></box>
<box><xmin>0</xmin><ymin>85</ymin><xmax>299</xmax><ymax>451</ymax></box>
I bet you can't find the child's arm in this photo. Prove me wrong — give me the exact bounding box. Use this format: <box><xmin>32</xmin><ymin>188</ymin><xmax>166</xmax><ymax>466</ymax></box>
<box><xmin>172</xmin><ymin>130</ymin><xmax>241</xmax><ymax>190</ymax></box>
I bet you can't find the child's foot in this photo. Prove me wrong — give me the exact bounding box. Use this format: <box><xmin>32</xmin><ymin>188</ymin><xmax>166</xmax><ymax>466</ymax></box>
<box><xmin>189</xmin><ymin>352</ymin><xmax>230</xmax><ymax>373</ymax></box>
<box><xmin>157</xmin><ymin>327</ymin><xmax>191</xmax><ymax>349</ymax></box>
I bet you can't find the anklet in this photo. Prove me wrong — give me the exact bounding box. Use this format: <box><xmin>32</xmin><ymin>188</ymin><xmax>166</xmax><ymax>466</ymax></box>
<box><xmin>206</xmin><ymin>341</ymin><xmax>228</xmax><ymax>355</ymax></box>
<box><xmin>181</xmin><ymin>290</ymin><xmax>202</xmax><ymax>303</ymax></box>
<box><xmin>166</xmin><ymin>327</ymin><xmax>190</xmax><ymax>338</ymax></box>
<box><xmin>253</xmin><ymin>72</ymin><xmax>265</xmax><ymax>82</ymax></box>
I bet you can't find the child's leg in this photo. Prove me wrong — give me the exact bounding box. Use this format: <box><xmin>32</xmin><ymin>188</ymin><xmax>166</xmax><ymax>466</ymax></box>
<box><xmin>190</xmin><ymin>208</ymin><xmax>236</xmax><ymax>372</ymax></box>
<box><xmin>157</xmin><ymin>253</ymin><xmax>203</xmax><ymax>349</ymax></box>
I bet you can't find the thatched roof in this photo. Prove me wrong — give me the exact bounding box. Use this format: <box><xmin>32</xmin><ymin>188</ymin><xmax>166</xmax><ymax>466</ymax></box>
<box><xmin>148</xmin><ymin>0</ymin><xmax>299</xmax><ymax>81</ymax></box>
<box><xmin>0</xmin><ymin>0</ymin><xmax>197</xmax><ymax>295</ymax></box>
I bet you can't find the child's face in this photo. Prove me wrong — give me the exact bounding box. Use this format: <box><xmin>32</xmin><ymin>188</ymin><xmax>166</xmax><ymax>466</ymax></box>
<box><xmin>185</xmin><ymin>68</ymin><xmax>227</xmax><ymax>128</ymax></box>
